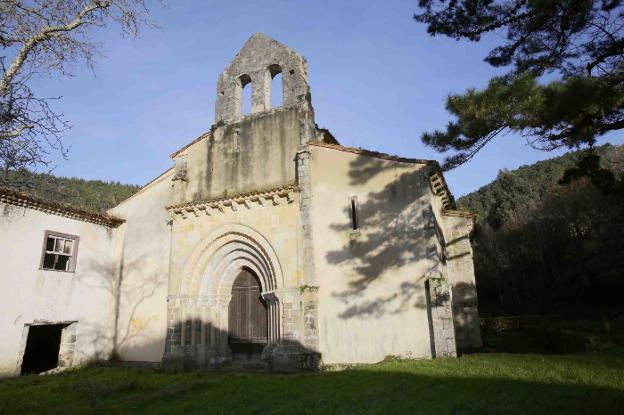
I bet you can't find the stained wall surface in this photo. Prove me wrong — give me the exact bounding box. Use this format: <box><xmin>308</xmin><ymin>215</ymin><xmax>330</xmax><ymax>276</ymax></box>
<box><xmin>430</xmin><ymin>193</ymin><xmax>483</xmax><ymax>351</ymax></box>
<box><xmin>0</xmin><ymin>33</ymin><xmax>480</xmax><ymax>374</ymax></box>
<box><xmin>161</xmin><ymin>186</ymin><xmax>313</xmax><ymax>371</ymax></box>
<box><xmin>0</xmin><ymin>204</ymin><xmax>116</xmax><ymax>376</ymax></box>
<box><xmin>308</xmin><ymin>145</ymin><xmax>437</xmax><ymax>364</ymax></box>
<box><xmin>175</xmin><ymin>108</ymin><xmax>303</xmax><ymax>203</ymax></box>
<box><xmin>107</xmin><ymin>169</ymin><xmax>174</xmax><ymax>362</ymax></box>
<box><xmin>215</xmin><ymin>33</ymin><xmax>310</xmax><ymax>122</ymax></box>
<box><xmin>169</xmin><ymin>200</ymin><xmax>302</xmax><ymax>297</ymax></box>
<box><xmin>162</xmin><ymin>31</ymin><xmax>317</xmax><ymax>366</ymax></box>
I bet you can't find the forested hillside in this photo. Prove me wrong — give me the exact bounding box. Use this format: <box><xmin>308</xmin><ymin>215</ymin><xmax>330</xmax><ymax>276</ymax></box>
<box><xmin>0</xmin><ymin>169</ymin><xmax>140</xmax><ymax>212</ymax></box>
<box><xmin>458</xmin><ymin>144</ymin><xmax>624</xmax><ymax>317</ymax></box>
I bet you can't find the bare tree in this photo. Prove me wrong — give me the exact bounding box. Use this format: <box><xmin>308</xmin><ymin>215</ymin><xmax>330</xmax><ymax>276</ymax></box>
<box><xmin>0</xmin><ymin>0</ymin><xmax>157</xmax><ymax>174</ymax></box>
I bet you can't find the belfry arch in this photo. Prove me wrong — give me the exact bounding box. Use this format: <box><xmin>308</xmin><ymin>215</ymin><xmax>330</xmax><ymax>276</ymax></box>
<box><xmin>215</xmin><ymin>33</ymin><xmax>311</xmax><ymax>122</ymax></box>
<box><xmin>266</xmin><ymin>64</ymin><xmax>283</xmax><ymax>109</ymax></box>
<box><xmin>234</xmin><ymin>74</ymin><xmax>252</xmax><ymax>117</ymax></box>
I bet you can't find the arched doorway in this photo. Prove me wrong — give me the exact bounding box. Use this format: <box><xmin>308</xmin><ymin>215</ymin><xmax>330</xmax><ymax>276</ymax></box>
<box><xmin>228</xmin><ymin>268</ymin><xmax>268</xmax><ymax>359</ymax></box>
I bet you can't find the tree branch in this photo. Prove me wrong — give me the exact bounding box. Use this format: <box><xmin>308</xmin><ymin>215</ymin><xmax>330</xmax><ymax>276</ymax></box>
<box><xmin>0</xmin><ymin>124</ymin><xmax>33</xmax><ymax>139</ymax></box>
<box><xmin>0</xmin><ymin>1</ymin><xmax>107</xmax><ymax>95</ymax></box>
<box><xmin>586</xmin><ymin>38</ymin><xmax>624</xmax><ymax>75</ymax></box>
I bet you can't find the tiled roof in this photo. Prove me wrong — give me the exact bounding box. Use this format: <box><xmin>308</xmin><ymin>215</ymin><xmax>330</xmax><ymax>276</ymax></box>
<box><xmin>0</xmin><ymin>186</ymin><xmax>125</xmax><ymax>228</ymax></box>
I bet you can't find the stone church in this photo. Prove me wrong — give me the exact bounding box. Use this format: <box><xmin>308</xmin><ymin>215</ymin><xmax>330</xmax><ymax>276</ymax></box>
<box><xmin>0</xmin><ymin>34</ymin><xmax>481</xmax><ymax>376</ymax></box>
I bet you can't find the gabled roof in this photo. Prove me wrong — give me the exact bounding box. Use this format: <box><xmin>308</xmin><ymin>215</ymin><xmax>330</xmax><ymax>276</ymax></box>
<box><xmin>307</xmin><ymin>141</ymin><xmax>437</xmax><ymax>165</ymax></box>
<box><xmin>170</xmin><ymin>130</ymin><xmax>212</xmax><ymax>159</ymax></box>
<box><xmin>307</xmin><ymin>141</ymin><xmax>466</xmax><ymax>212</ymax></box>
<box><xmin>225</xmin><ymin>33</ymin><xmax>305</xmax><ymax>71</ymax></box>
<box><xmin>0</xmin><ymin>186</ymin><xmax>124</xmax><ymax>228</ymax></box>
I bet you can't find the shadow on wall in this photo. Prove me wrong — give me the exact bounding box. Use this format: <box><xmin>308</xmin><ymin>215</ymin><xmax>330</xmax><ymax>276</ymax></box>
<box><xmin>164</xmin><ymin>319</ymin><xmax>320</xmax><ymax>372</ymax></box>
<box><xmin>325</xmin><ymin>155</ymin><xmax>480</xmax><ymax>336</ymax></box>
<box><xmin>82</xmin><ymin>253</ymin><xmax>166</xmax><ymax>361</ymax></box>
<box><xmin>325</xmin><ymin>156</ymin><xmax>434</xmax><ymax>319</ymax></box>
<box><xmin>53</xmin><ymin>257</ymin><xmax>320</xmax><ymax>372</ymax></box>
<box><xmin>81</xmin><ymin>257</ymin><xmax>320</xmax><ymax>371</ymax></box>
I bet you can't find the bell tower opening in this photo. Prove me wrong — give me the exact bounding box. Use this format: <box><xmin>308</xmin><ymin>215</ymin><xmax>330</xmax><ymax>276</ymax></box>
<box><xmin>236</xmin><ymin>74</ymin><xmax>252</xmax><ymax>117</ymax></box>
<box><xmin>214</xmin><ymin>33</ymin><xmax>312</xmax><ymax>123</ymax></box>
<box><xmin>267</xmin><ymin>64</ymin><xmax>283</xmax><ymax>108</ymax></box>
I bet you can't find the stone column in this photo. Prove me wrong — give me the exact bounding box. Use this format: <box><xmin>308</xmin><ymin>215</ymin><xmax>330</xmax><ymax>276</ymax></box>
<box><xmin>444</xmin><ymin>215</ymin><xmax>483</xmax><ymax>351</ymax></box>
<box><xmin>162</xmin><ymin>298</ymin><xmax>184</xmax><ymax>369</ymax></box>
<box><xmin>171</xmin><ymin>155</ymin><xmax>188</xmax><ymax>205</ymax></box>
<box><xmin>422</xmin><ymin>205</ymin><xmax>457</xmax><ymax>358</ymax></box>
<box><xmin>216</xmin><ymin>296</ymin><xmax>232</xmax><ymax>363</ymax></box>
<box><xmin>426</xmin><ymin>277</ymin><xmax>457</xmax><ymax>357</ymax></box>
<box><xmin>296</xmin><ymin>144</ymin><xmax>316</xmax><ymax>289</ymax></box>
<box><xmin>301</xmin><ymin>286</ymin><xmax>321</xmax><ymax>369</ymax></box>
<box><xmin>261</xmin><ymin>292</ymin><xmax>280</xmax><ymax>345</ymax></box>
<box><xmin>295</xmin><ymin>130</ymin><xmax>321</xmax><ymax>368</ymax></box>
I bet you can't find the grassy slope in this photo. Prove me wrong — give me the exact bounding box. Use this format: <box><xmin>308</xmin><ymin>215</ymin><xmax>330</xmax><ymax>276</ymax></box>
<box><xmin>1</xmin><ymin>350</ymin><xmax>623</xmax><ymax>415</ymax></box>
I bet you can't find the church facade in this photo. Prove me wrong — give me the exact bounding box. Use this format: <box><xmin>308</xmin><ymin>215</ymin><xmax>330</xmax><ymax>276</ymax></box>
<box><xmin>0</xmin><ymin>34</ymin><xmax>481</xmax><ymax>376</ymax></box>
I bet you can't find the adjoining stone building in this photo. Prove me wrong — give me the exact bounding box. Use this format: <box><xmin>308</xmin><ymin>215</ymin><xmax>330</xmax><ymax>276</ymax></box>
<box><xmin>0</xmin><ymin>34</ymin><xmax>481</xmax><ymax>376</ymax></box>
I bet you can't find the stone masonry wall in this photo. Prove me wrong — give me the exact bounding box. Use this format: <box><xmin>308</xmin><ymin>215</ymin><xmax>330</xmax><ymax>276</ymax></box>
<box><xmin>443</xmin><ymin>214</ymin><xmax>483</xmax><ymax>351</ymax></box>
<box><xmin>215</xmin><ymin>33</ymin><xmax>311</xmax><ymax>123</ymax></box>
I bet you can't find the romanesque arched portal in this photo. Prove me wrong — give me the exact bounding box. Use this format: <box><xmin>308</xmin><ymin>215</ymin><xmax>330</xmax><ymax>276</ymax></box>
<box><xmin>164</xmin><ymin>224</ymin><xmax>284</xmax><ymax>367</ymax></box>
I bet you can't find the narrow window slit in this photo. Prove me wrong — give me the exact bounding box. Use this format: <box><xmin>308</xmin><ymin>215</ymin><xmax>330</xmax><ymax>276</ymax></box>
<box><xmin>350</xmin><ymin>197</ymin><xmax>359</xmax><ymax>230</ymax></box>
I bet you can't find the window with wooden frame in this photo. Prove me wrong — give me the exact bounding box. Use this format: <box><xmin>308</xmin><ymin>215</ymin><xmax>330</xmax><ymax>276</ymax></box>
<box><xmin>40</xmin><ymin>231</ymin><xmax>79</xmax><ymax>272</ymax></box>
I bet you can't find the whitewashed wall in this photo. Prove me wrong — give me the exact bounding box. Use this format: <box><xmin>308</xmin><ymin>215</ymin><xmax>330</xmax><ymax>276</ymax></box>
<box><xmin>309</xmin><ymin>146</ymin><xmax>436</xmax><ymax>364</ymax></box>
<box><xmin>0</xmin><ymin>203</ymin><xmax>117</xmax><ymax>377</ymax></box>
<box><xmin>108</xmin><ymin>169</ymin><xmax>174</xmax><ymax>362</ymax></box>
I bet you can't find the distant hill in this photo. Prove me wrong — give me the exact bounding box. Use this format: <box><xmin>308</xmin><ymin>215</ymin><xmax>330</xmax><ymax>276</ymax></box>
<box><xmin>0</xmin><ymin>169</ymin><xmax>140</xmax><ymax>213</ymax></box>
<box><xmin>458</xmin><ymin>144</ymin><xmax>623</xmax><ymax>228</ymax></box>
<box><xmin>456</xmin><ymin>144</ymin><xmax>624</xmax><ymax>316</ymax></box>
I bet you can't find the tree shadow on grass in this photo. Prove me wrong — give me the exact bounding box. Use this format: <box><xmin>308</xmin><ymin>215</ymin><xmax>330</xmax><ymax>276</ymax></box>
<box><xmin>1</xmin><ymin>351</ymin><xmax>623</xmax><ymax>415</ymax></box>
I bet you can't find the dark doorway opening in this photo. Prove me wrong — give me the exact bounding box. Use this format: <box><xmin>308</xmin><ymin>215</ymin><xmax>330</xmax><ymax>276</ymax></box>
<box><xmin>228</xmin><ymin>269</ymin><xmax>268</xmax><ymax>360</ymax></box>
<box><xmin>21</xmin><ymin>324</ymin><xmax>64</xmax><ymax>375</ymax></box>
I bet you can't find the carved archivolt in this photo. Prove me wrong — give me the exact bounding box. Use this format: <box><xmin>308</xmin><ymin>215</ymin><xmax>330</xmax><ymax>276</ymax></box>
<box><xmin>180</xmin><ymin>223</ymin><xmax>283</xmax><ymax>296</ymax></box>
<box><xmin>176</xmin><ymin>224</ymin><xmax>285</xmax><ymax>344</ymax></box>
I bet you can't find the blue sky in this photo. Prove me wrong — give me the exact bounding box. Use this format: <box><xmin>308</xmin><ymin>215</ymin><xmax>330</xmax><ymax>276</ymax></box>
<box><xmin>33</xmin><ymin>0</ymin><xmax>623</xmax><ymax>196</ymax></box>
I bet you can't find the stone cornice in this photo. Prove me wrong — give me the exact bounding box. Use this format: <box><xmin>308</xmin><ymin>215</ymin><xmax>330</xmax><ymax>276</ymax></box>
<box><xmin>0</xmin><ymin>186</ymin><xmax>125</xmax><ymax>228</ymax></box>
<box><xmin>442</xmin><ymin>209</ymin><xmax>478</xmax><ymax>220</ymax></box>
<box><xmin>167</xmin><ymin>184</ymin><xmax>300</xmax><ymax>219</ymax></box>
<box><xmin>429</xmin><ymin>171</ymin><xmax>456</xmax><ymax>210</ymax></box>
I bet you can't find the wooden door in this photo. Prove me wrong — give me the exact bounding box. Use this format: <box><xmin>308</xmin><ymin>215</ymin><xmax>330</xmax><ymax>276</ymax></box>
<box><xmin>228</xmin><ymin>269</ymin><xmax>268</xmax><ymax>357</ymax></box>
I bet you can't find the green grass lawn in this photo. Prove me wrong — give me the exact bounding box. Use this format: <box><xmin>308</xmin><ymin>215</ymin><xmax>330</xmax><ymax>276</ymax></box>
<box><xmin>1</xmin><ymin>348</ymin><xmax>623</xmax><ymax>415</ymax></box>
